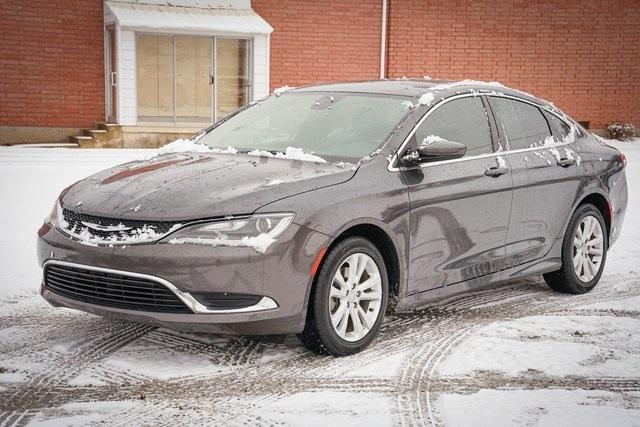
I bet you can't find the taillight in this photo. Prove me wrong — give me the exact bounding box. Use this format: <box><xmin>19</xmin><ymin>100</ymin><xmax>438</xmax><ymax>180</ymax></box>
<box><xmin>620</xmin><ymin>153</ymin><xmax>627</xmax><ymax>168</ymax></box>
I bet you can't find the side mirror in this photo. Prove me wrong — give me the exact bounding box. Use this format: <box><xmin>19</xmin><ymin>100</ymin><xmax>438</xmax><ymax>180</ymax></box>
<box><xmin>401</xmin><ymin>137</ymin><xmax>467</xmax><ymax>166</ymax></box>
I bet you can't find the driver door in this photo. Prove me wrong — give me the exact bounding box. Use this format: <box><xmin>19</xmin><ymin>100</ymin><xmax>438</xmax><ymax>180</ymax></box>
<box><xmin>400</xmin><ymin>96</ymin><xmax>513</xmax><ymax>294</ymax></box>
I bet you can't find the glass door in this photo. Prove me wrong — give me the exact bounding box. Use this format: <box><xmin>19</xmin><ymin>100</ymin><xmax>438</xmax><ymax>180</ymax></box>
<box><xmin>136</xmin><ymin>34</ymin><xmax>175</xmax><ymax>122</ymax></box>
<box><xmin>136</xmin><ymin>35</ymin><xmax>251</xmax><ymax>124</ymax></box>
<box><xmin>175</xmin><ymin>35</ymin><xmax>212</xmax><ymax>123</ymax></box>
<box><xmin>215</xmin><ymin>38</ymin><xmax>251</xmax><ymax>120</ymax></box>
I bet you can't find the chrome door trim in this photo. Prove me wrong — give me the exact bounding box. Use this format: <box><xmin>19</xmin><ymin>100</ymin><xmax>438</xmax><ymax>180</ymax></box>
<box><xmin>387</xmin><ymin>92</ymin><xmax>574</xmax><ymax>172</ymax></box>
<box><xmin>43</xmin><ymin>259</ymin><xmax>278</xmax><ymax>314</ymax></box>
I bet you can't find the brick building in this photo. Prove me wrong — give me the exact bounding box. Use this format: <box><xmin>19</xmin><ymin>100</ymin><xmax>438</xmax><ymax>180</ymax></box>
<box><xmin>0</xmin><ymin>0</ymin><xmax>638</xmax><ymax>146</ymax></box>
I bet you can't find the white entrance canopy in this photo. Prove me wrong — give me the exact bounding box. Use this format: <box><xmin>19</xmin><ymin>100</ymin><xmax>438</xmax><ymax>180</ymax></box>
<box><xmin>105</xmin><ymin>0</ymin><xmax>273</xmax><ymax>35</ymax></box>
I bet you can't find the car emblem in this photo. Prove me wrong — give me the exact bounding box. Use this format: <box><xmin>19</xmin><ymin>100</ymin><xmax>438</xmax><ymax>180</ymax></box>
<box><xmin>80</xmin><ymin>221</ymin><xmax>132</xmax><ymax>232</ymax></box>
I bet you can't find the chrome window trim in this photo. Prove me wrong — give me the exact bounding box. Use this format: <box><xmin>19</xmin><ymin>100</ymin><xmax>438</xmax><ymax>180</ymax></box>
<box><xmin>387</xmin><ymin>92</ymin><xmax>574</xmax><ymax>172</ymax></box>
<box><xmin>43</xmin><ymin>260</ymin><xmax>278</xmax><ymax>315</ymax></box>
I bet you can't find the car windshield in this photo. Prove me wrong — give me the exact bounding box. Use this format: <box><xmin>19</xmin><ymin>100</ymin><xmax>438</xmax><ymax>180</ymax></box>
<box><xmin>198</xmin><ymin>92</ymin><xmax>413</xmax><ymax>162</ymax></box>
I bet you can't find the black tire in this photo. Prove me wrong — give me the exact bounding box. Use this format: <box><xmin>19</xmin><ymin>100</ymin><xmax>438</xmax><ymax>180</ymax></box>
<box><xmin>298</xmin><ymin>236</ymin><xmax>389</xmax><ymax>356</ymax></box>
<box><xmin>543</xmin><ymin>203</ymin><xmax>608</xmax><ymax>294</ymax></box>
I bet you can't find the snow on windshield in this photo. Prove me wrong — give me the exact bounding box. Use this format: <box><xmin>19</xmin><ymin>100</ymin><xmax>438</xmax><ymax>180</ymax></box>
<box><xmin>145</xmin><ymin>138</ymin><xmax>328</xmax><ymax>164</ymax></box>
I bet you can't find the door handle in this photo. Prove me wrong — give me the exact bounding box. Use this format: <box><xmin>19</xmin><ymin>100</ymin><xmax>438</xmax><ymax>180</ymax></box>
<box><xmin>484</xmin><ymin>166</ymin><xmax>508</xmax><ymax>177</ymax></box>
<box><xmin>557</xmin><ymin>157</ymin><xmax>576</xmax><ymax>167</ymax></box>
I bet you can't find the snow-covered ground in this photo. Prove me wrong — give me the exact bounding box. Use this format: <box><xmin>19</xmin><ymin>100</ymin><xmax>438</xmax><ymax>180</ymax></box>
<box><xmin>0</xmin><ymin>139</ymin><xmax>639</xmax><ymax>426</ymax></box>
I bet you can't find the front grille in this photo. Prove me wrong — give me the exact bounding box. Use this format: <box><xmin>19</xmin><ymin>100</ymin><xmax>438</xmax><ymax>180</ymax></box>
<box><xmin>62</xmin><ymin>208</ymin><xmax>180</xmax><ymax>241</ymax></box>
<box><xmin>44</xmin><ymin>263</ymin><xmax>192</xmax><ymax>313</ymax></box>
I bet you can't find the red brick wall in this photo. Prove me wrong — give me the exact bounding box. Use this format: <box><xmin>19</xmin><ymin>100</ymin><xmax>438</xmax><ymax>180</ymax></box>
<box><xmin>386</xmin><ymin>0</ymin><xmax>640</xmax><ymax>129</ymax></box>
<box><xmin>0</xmin><ymin>1</ymin><xmax>637</xmax><ymax>131</ymax></box>
<box><xmin>252</xmin><ymin>0</ymin><xmax>382</xmax><ymax>89</ymax></box>
<box><xmin>0</xmin><ymin>0</ymin><xmax>104</xmax><ymax>128</ymax></box>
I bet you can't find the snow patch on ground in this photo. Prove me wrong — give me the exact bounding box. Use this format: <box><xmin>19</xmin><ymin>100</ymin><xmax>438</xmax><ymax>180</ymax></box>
<box><xmin>439</xmin><ymin>389</ymin><xmax>640</xmax><ymax>427</ymax></box>
<box><xmin>441</xmin><ymin>315</ymin><xmax>640</xmax><ymax>378</ymax></box>
<box><xmin>0</xmin><ymin>138</ymin><xmax>639</xmax><ymax>424</ymax></box>
<box><xmin>251</xmin><ymin>391</ymin><xmax>392</xmax><ymax>426</ymax></box>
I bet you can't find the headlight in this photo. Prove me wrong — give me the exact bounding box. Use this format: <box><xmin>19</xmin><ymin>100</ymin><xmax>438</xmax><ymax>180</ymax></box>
<box><xmin>44</xmin><ymin>199</ymin><xmax>64</xmax><ymax>228</ymax></box>
<box><xmin>163</xmin><ymin>213</ymin><xmax>295</xmax><ymax>254</ymax></box>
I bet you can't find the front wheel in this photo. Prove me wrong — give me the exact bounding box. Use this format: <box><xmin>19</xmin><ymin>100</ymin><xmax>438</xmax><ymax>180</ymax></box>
<box><xmin>298</xmin><ymin>237</ymin><xmax>388</xmax><ymax>356</ymax></box>
<box><xmin>543</xmin><ymin>203</ymin><xmax>608</xmax><ymax>294</ymax></box>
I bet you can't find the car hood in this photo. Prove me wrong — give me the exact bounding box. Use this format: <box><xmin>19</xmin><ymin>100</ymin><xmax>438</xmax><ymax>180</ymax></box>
<box><xmin>62</xmin><ymin>152</ymin><xmax>356</xmax><ymax>221</ymax></box>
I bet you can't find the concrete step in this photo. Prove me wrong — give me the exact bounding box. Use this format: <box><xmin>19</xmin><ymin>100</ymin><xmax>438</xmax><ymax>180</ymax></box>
<box><xmin>69</xmin><ymin>135</ymin><xmax>94</xmax><ymax>148</ymax></box>
<box><xmin>96</xmin><ymin>122</ymin><xmax>119</xmax><ymax>132</ymax></box>
<box><xmin>82</xmin><ymin>129</ymin><xmax>108</xmax><ymax>138</ymax></box>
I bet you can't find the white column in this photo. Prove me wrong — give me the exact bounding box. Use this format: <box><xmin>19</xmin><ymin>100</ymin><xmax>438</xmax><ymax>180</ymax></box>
<box><xmin>252</xmin><ymin>34</ymin><xmax>269</xmax><ymax>100</ymax></box>
<box><xmin>117</xmin><ymin>27</ymin><xmax>137</xmax><ymax>125</ymax></box>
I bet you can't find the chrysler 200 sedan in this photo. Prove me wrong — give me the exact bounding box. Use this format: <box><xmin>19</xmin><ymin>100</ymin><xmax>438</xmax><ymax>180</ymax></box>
<box><xmin>38</xmin><ymin>80</ymin><xmax>628</xmax><ymax>356</ymax></box>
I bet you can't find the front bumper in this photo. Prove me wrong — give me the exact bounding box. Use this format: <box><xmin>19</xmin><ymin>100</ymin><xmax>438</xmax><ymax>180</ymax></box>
<box><xmin>38</xmin><ymin>223</ymin><xmax>329</xmax><ymax>335</ymax></box>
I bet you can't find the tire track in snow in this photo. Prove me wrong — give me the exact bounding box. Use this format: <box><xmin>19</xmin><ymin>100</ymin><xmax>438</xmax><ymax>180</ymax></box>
<box><xmin>2</xmin><ymin>274</ymin><xmax>639</xmax><ymax>424</ymax></box>
<box><xmin>0</xmin><ymin>322</ymin><xmax>154</xmax><ymax>425</ymax></box>
<box><xmin>393</xmin><ymin>275</ymin><xmax>640</xmax><ymax>426</ymax></box>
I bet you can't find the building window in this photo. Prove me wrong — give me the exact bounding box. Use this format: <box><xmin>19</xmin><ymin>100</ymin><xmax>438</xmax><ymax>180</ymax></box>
<box><xmin>216</xmin><ymin>38</ymin><xmax>251</xmax><ymax>119</ymax></box>
<box><xmin>136</xmin><ymin>34</ymin><xmax>252</xmax><ymax>124</ymax></box>
<box><xmin>136</xmin><ymin>35</ymin><xmax>174</xmax><ymax>120</ymax></box>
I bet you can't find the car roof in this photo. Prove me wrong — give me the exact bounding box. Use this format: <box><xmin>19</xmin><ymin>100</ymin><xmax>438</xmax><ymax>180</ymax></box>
<box><xmin>292</xmin><ymin>79</ymin><xmax>553</xmax><ymax>110</ymax></box>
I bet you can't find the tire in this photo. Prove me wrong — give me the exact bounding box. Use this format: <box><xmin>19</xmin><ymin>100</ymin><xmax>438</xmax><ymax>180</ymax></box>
<box><xmin>298</xmin><ymin>236</ymin><xmax>389</xmax><ymax>356</ymax></box>
<box><xmin>543</xmin><ymin>203</ymin><xmax>608</xmax><ymax>294</ymax></box>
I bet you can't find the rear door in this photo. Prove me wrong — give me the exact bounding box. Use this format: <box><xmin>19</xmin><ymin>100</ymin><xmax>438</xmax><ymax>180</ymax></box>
<box><xmin>487</xmin><ymin>96</ymin><xmax>581</xmax><ymax>268</ymax></box>
<box><xmin>400</xmin><ymin>96</ymin><xmax>513</xmax><ymax>294</ymax></box>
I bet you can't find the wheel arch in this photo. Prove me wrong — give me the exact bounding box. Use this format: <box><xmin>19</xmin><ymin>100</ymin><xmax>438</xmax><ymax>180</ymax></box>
<box><xmin>553</xmin><ymin>189</ymin><xmax>612</xmax><ymax>256</ymax></box>
<box><xmin>576</xmin><ymin>192</ymin><xmax>612</xmax><ymax>237</ymax></box>
<box><xmin>319</xmin><ymin>219</ymin><xmax>404</xmax><ymax>301</ymax></box>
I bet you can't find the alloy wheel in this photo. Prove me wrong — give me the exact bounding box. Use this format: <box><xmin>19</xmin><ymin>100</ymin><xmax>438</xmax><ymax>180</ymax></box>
<box><xmin>329</xmin><ymin>252</ymin><xmax>383</xmax><ymax>342</ymax></box>
<box><xmin>572</xmin><ymin>215</ymin><xmax>604</xmax><ymax>282</ymax></box>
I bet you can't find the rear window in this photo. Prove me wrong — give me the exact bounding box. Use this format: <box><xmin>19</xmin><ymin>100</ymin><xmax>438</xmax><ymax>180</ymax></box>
<box><xmin>544</xmin><ymin>111</ymin><xmax>571</xmax><ymax>142</ymax></box>
<box><xmin>489</xmin><ymin>97</ymin><xmax>551</xmax><ymax>150</ymax></box>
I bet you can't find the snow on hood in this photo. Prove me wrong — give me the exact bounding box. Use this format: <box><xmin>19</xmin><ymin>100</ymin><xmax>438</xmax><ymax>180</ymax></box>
<box><xmin>63</xmin><ymin>149</ymin><xmax>355</xmax><ymax>222</ymax></box>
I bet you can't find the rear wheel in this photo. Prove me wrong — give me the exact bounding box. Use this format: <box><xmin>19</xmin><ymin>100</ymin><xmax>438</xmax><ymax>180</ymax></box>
<box><xmin>543</xmin><ymin>204</ymin><xmax>608</xmax><ymax>294</ymax></box>
<box><xmin>298</xmin><ymin>237</ymin><xmax>388</xmax><ymax>356</ymax></box>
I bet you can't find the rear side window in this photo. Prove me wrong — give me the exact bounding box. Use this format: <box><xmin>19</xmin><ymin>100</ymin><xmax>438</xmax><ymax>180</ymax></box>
<box><xmin>489</xmin><ymin>97</ymin><xmax>551</xmax><ymax>150</ymax></box>
<box><xmin>544</xmin><ymin>111</ymin><xmax>571</xmax><ymax>142</ymax></box>
<box><xmin>409</xmin><ymin>97</ymin><xmax>493</xmax><ymax>157</ymax></box>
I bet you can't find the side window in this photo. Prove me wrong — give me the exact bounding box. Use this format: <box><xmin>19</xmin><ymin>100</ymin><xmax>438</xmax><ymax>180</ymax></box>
<box><xmin>543</xmin><ymin>111</ymin><xmax>571</xmax><ymax>142</ymax></box>
<box><xmin>489</xmin><ymin>97</ymin><xmax>551</xmax><ymax>150</ymax></box>
<box><xmin>409</xmin><ymin>97</ymin><xmax>493</xmax><ymax>157</ymax></box>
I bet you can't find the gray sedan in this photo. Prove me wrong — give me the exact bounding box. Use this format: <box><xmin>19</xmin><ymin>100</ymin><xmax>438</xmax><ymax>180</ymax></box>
<box><xmin>37</xmin><ymin>80</ymin><xmax>628</xmax><ymax>356</ymax></box>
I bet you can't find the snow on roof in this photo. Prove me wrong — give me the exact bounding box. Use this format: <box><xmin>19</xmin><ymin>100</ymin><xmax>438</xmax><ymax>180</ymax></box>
<box><xmin>105</xmin><ymin>0</ymin><xmax>273</xmax><ymax>34</ymax></box>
